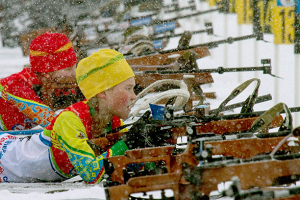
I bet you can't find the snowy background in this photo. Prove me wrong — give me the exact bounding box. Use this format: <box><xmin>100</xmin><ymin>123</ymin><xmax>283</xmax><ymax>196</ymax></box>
<box><xmin>1</xmin><ymin>0</ymin><xmax>299</xmax><ymax>199</ymax></box>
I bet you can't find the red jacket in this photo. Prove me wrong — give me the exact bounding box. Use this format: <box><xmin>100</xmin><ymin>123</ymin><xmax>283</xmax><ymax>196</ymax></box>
<box><xmin>0</xmin><ymin>68</ymin><xmax>56</xmax><ymax>130</ymax></box>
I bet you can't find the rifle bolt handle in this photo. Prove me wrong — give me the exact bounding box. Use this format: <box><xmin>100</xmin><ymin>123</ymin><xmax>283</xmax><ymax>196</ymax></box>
<box><xmin>187</xmin><ymin>126</ymin><xmax>193</xmax><ymax>135</ymax></box>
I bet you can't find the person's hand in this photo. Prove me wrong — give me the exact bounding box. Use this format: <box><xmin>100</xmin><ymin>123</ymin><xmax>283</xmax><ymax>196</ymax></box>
<box><xmin>121</xmin><ymin>110</ymin><xmax>173</xmax><ymax>149</ymax></box>
<box><xmin>121</xmin><ymin>110</ymin><xmax>151</xmax><ymax>149</ymax></box>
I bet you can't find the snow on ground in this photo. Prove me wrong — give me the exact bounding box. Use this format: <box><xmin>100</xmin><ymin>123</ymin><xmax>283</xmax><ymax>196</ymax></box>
<box><xmin>1</xmin><ymin>183</ymin><xmax>106</xmax><ymax>200</ymax></box>
<box><xmin>1</xmin><ymin>0</ymin><xmax>299</xmax><ymax>199</ymax></box>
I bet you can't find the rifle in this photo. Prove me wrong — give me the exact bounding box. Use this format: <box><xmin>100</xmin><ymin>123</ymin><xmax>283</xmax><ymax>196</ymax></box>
<box><xmin>87</xmin><ymin>26</ymin><xmax>213</xmax><ymax>51</ymax></box>
<box><xmin>89</xmin><ymin>78</ymin><xmax>289</xmax><ymax>155</ymax></box>
<box><xmin>159</xmin><ymin>33</ymin><xmax>263</xmax><ymax>53</ymax></box>
<box><xmin>100</xmin><ymin>101</ymin><xmax>296</xmax><ymax>199</ymax></box>
<box><xmin>208</xmin><ymin>94</ymin><xmax>271</xmax><ymax>114</ymax></box>
<box><xmin>98</xmin><ymin>8</ymin><xmax>219</xmax><ymax>35</ymax></box>
<box><xmin>125</xmin><ymin>33</ymin><xmax>263</xmax><ymax>66</ymax></box>
<box><xmin>223</xmin><ymin>176</ymin><xmax>300</xmax><ymax>200</ymax></box>
<box><xmin>89</xmin><ymin>100</ymin><xmax>289</xmax><ymax>158</ymax></box>
<box><xmin>103</xmin><ymin>126</ymin><xmax>300</xmax><ymax>200</ymax></box>
<box><xmin>132</xmin><ymin>59</ymin><xmax>277</xmax><ymax>105</ymax></box>
<box><xmin>91</xmin><ymin>76</ymin><xmax>299</xmax><ymax>160</ymax></box>
<box><xmin>164</xmin><ymin>4</ymin><xmax>197</xmax><ymax>13</ymax></box>
<box><xmin>134</xmin><ymin>59</ymin><xmax>276</xmax><ymax>77</ymax></box>
<box><xmin>101</xmin><ymin>2</ymin><xmax>197</xmax><ymax>29</ymax></box>
<box><xmin>102</xmin><ymin>102</ymin><xmax>299</xmax><ymax>199</ymax></box>
<box><xmin>115</xmin><ymin>3</ymin><xmax>197</xmax><ymax>24</ymax></box>
<box><xmin>153</xmin><ymin>23</ymin><xmax>213</xmax><ymax>40</ymax></box>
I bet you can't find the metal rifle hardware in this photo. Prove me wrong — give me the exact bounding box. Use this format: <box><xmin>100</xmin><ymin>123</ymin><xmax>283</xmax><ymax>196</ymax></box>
<box><xmin>179</xmin><ymin>93</ymin><xmax>271</xmax><ymax>117</ymax></box>
<box><xmin>133</xmin><ymin>78</ymin><xmax>267</xmax><ymax>120</ymax></box>
<box><xmin>208</xmin><ymin>94</ymin><xmax>272</xmax><ymax>115</ymax></box>
<box><xmin>94</xmin><ymin>29</ymin><xmax>263</xmax><ymax>62</ymax></box>
<box><xmin>163</xmin><ymin>4</ymin><xmax>197</xmax><ymax>13</ymax></box>
<box><xmin>123</xmin><ymin>33</ymin><xmax>264</xmax><ymax>61</ymax></box>
<box><xmin>109</xmin><ymin>2</ymin><xmax>195</xmax><ymax>24</ymax></box>
<box><xmin>89</xmin><ymin>26</ymin><xmax>213</xmax><ymax>51</ymax></box>
<box><xmin>248</xmin><ymin>102</ymin><xmax>293</xmax><ymax>134</ymax></box>
<box><xmin>89</xmin><ymin>78</ymin><xmax>287</xmax><ymax>153</ymax></box>
<box><xmin>97</xmin><ymin>8</ymin><xmax>220</xmax><ymax>35</ymax></box>
<box><xmin>88</xmin><ymin>79</ymin><xmax>294</xmax><ymax>160</ymax></box>
<box><xmin>159</xmin><ymin>33</ymin><xmax>264</xmax><ymax>54</ymax></box>
<box><xmin>151</xmin><ymin>25</ymin><xmax>214</xmax><ymax>41</ymax></box>
<box><xmin>103</xmin><ymin>132</ymin><xmax>300</xmax><ymax>200</ymax></box>
<box><xmin>90</xmin><ymin>99</ymin><xmax>288</xmax><ymax>157</ymax></box>
<box><xmin>125</xmin><ymin>42</ymin><xmax>274</xmax><ymax>68</ymax></box>
<box><xmin>224</xmin><ymin>176</ymin><xmax>300</xmax><ymax>199</ymax></box>
<box><xmin>140</xmin><ymin>59</ymin><xmax>279</xmax><ymax>78</ymax></box>
<box><xmin>172</xmin><ymin>102</ymin><xmax>297</xmax><ymax>141</ymax></box>
<box><xmin>210</xmin><ymin>78</ymin><xmax>261</xmax><ymax>117</ymax></box>
<box><xmin>199</xmin><ymin>106</ymin><xmax>300</xmax><ymax>123</ymax></box>
<box><xmin>97</xmin><ymin>18</ymin><xmax>180</xmax><ymax>36</ymax></box>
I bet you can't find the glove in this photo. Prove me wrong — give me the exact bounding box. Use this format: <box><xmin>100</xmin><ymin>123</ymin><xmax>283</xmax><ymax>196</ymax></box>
<box><xmin>141</xmin><ymin>125</ymin><xmax>173</xmax><ymax>147</ymax></box>
<box><xmin>121</xmin><ymin>110</ymin><xmax>173</xmax><ymax>149</ymax></box>
<box><xmin>121</xmin><ymin>111</ymin><xmax>151</xmax><ymax>149</ymax></box>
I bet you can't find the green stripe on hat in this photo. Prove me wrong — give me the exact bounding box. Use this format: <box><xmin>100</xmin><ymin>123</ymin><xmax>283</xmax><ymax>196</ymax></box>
<box><xmin>77</xmin><ymin>53</ymin><xmax>124</xmax><ymax>84</ymax></box>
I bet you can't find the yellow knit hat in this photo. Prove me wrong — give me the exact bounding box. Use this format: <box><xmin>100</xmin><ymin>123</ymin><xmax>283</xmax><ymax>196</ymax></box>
<box><xmin>76</xmin><ymin>49</ymin><xmax>135</xmax><ymax>100</ymax></box>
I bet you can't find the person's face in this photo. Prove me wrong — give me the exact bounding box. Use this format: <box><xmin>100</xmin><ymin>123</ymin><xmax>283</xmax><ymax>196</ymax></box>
<box><xmin>52</xmin><ymin>64</ymin><xmax>76</xmax><ymax>79</ymax></box>
<box><xmin>103</xmin><ymin>77</ymin><xmax>137</xmax><ymax>119</ymax></box>
<box><xmin>42</xmin><ymin>64</ymin><xmax>76</xmax><ymax>82</ymax></box>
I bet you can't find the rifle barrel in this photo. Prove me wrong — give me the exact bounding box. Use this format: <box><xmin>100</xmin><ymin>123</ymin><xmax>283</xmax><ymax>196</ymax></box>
<box><xmin>152</xmin><ymin>28</ymin><xmax>211</xmax><ymax>41</ymax></box>
<box><xmin>161</xmin><ymin>8</ymin><xmax>219</xmax><ymax>21</ymax></box>
<box><xmin>98</xmin><ymin>8</ymin><xmax>219</xmax><ymax>34</ymax></box>
<box><xmin>142</xmin><ymin>66</ymin><xmax>271</xmax><ymax>75</ymax></box>
<box><xmin>100</xmin><ymin>28</ymin><xmax>212</xmax><ymax>48</ymax></box>
<box><xmin>160</xmin><ymin>34</ymin><xmax>260</xmax><ymax>54</ymax></box>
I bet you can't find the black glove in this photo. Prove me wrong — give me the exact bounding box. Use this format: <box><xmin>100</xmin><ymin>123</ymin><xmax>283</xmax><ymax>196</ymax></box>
<box><xmin>121</xmin><ymin>111</ymin><xmax>151</xmax><ymax>149</ymax></box>
<box><xmin>121</xmin><ymin>111</ymin><xmax>173</xmax><ymax>149</ymax></box>
<box><xmin>141</xmin><ymin>125</ymin><xmax>173</xmax><ymax>147</ymax></box>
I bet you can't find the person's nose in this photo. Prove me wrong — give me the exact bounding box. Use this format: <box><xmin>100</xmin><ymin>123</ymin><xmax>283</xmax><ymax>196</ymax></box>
<box><xmin>131</xmin><ymin>90</ymin><xmax>137</xmax><ymax>101</ymax></box>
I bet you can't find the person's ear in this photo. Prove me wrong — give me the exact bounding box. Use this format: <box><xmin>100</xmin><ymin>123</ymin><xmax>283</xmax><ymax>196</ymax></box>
<box><xmin>97</xmin><ymin>92</ymin><xmax>106</xmax><ymax>99</ymax></box>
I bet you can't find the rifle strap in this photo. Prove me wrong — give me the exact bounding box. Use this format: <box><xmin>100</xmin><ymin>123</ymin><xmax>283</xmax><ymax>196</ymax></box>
<box><xmin>248</xmin><ymin>102</ymin><xmax>293</xmax><ymax>133</ymax></box>
<box><xmin>130</xmin><ymin>79</ymin><xmax>190</xmax><ymax>118</ymax></box>
<box><xmin>213</xmin><ymin>78</ymin><xmax>260</xmax><ymax>116</ymax></box>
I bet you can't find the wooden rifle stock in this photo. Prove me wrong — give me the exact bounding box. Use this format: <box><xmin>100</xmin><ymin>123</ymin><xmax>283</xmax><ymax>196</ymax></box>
<box><xmin>104</xmin><ymin>139</ymin><xmax>300</xmax><ymax>199</ymax></box>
